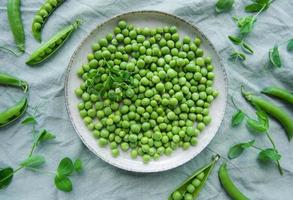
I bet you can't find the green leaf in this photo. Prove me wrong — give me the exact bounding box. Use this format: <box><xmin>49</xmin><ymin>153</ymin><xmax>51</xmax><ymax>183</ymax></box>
<box><xmin>21</xmin><ymin>116</ymin><xmax>37</xmax><ymax>125</ymax></box>
<box><xmin>231</xmin><ymin>110</ymin><xmax>245</xmax><ymax>127</ymax></box>
<box><xmin>269</xmin><ymin>45</ymin><xmax>282</xmax><ymax>68</ymax></box>
<box><xmin>215</xmin><ymin>0</ymin><xmax>235</xmax><ymax>13</ymax></box>
<box><xmin>74</xmin><ymin>159</ymin><xmax>83</xmax><ymax>173</ymax></box>
<box><xmin>241</xmin><ymin>42</ymin><xmax>254</xmax><ymax>54</ymax></box>
<box><xmin>258</xmin><ymin>148</ymin><xmax>281</xmax><ymax>162</ymax></box>
<box><xmin>228</xmin><ymin>35</ymin><xmax>242</xmax><ymax>45</ymax></box>
<box><xmin>234</xmin><ymin>16</ymin><xmax>257</xmax><ymax>35</ymax></box>
<box><xmin>54</xmin><ymin>175</ymin><xmax>72</xmax><ymax>192</ymax></box>
<box><xmin>228</xmin><ymin>140</ymin><xmax>255</xmax><ymax>159</ymax></box>
<box><xmin>287</xmin><ymin>39</ymin><xmax>293</xmax><ymax>51</ymax></box>
<box><xmin>246</xmin><ymin>110</ymin><xmax>269</xmax><ymax>133</ymax></box>
<box><xmin>20</xmin><ymin>155</ymin><xmax>45</xmax><ymax>168</ymax></box>
<box><xmin>35</xmin><ymin>129</ymin><xmax>55</xmax><ymax>146</ymax></box>
<box><xmin>245</xmin><ymin>3</ymin><xmax>264</xmax><ymax>12</ymax></box>
<box><xmin>0</xmin><ymin>167</ymin><xmax>14</xmax><ymax>190</ymax></box>
<box><xmin>57</xmin><ymin>157</ymin><xmax>74</xmax><ymax>176</ymax></box>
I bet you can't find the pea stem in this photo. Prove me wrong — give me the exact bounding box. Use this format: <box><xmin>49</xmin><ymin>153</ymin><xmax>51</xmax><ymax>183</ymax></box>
<box><xmin>0</xmin><ymin>46</ymin><xmax>21</xmax><ymax>56</ymax></box>
<box><xmin>252</xmin><ymin>145</ymin><xmax>263</xmax><ymax>151</ymax></box>
<box><xmin>25</xmin><ymin>167</ymin><xmax>56</xmax><ymax>175</ymax></box>
<box><xmin>265</xmin><ymin>132</ymin><xmax>284</xmax><ymax>176</ymax></box>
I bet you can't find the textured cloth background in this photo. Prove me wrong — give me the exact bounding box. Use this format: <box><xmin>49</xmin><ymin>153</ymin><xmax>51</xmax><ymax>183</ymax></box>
<box><xmin>0</xmin><ymin>0</ymin><xmax>293</xmax><ymax>199</ymax></box>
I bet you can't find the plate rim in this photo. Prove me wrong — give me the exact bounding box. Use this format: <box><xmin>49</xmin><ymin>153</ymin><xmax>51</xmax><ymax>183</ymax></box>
<box><xmin>64</xmin><ymin>10</ymin><xmax>228</xmax><ymax>173</ymax></box>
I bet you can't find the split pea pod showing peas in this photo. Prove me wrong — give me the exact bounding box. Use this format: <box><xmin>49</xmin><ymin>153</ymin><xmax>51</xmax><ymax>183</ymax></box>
<box><xmin>0</xmin><ymin>72</ymin><xmax>28</xmax><ymax>128</ymax></box>
<box><xmin>169</xmin><ymin>155</ymin><xmax>220</xmax><ymax>200</ymax></box>
<box><xmin>26</xmin><ymin>19</ymin><xmax>82</xmax><ymax>65</ymax></box>
<box><xmin>242</xmin><ymin>87</ymin><xmax>293</xmax><ymax>141</ymax></box>
<box><xmin>32</xmin><ymin>0</ymin><xmax>66</xmax><ymax>42</ymax></box>
<box><xmin>218</xmin><ymin>163</ymin><xmax>249</xmax><ymax>200</ymax></box>
<box><xmin>0</xmin><ymin>72</ymin><xmax>28</xmax><ymax>92</ymax></box>
<box><xmin>7</xmin><ymin>0</ymin><xmax>25</xmax><ymax>52</ymax></box>
<box><xmin>0</xmin><ymin>97</ymin><xmax>28</xmax><ymax>128</ymax></box>
<box><xmin>261</xmin><ymin>86</ymin><xmax>293</xmax><ymax>104</ymax></box>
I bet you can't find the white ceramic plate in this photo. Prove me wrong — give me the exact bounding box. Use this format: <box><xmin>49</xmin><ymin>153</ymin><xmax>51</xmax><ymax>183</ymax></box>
<box><xmin>65</xmin><ymin>11</ymin><xmax>227</xmax><ymax>173</ymax></box>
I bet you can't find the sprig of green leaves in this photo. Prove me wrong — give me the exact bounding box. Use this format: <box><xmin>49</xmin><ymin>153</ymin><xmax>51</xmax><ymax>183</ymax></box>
<box><xmin>233</xmin><ymin>16</ymin><xmax>257</xmax><ymax>36</ymax></box>
<box><xmin>215</xmin><ymin>0</ymin><xmax>235</xmax><ymax>13</ymax></box>
<box><xmin>0</xmin><ymin>115</ymin><xmax>55</xmax><ymax>190</ymax></box>
<box><xmin>230</xmin><ymin>100</ymin><xmax>283</xmax><ymax>175</ymax></box>
<box><xmin>54</xmin><ymin>158</ymin><xmax>83</xmax><ymax>192</ymax></box>
<box><xmin>86</xmin><ymin>59</ymin><xmax>132</xmax><ymax>100</ymax></box>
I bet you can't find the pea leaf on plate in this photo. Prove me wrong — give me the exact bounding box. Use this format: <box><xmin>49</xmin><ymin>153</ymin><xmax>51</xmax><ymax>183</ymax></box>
<box><xmin>57</xmin><ymin>157</ymin><xmax>74</xmax><ymax>176</ymax></box>
<box><xmin>258</xmin><ymin>148</ymin><xmax>281</xmax><ymax>162</ymax></box>
<box><xmin>20</xmin><ymin>155</ymin><xmax>45</xmax><ymax>168</ymax></box>
<box><xmin>269</xmin><ymin>45</ymin><xmax>282</xmax><ymax>68</ymax></box>
<box><xmin>0</xmin><ymin>167</ymin><xmax>14</xmax><ymax>190</ymax></box>
<box><xmin>54</xmin><ymin>174</ymin><xmax>72</xmax><ymax>192</ymax></box>
<box><xmin>216</xmin><ymin>0</ymin><xmax>235</xmax><ymax>13</ymax></box>
<box><xmin>287</xmin><ymin>38</ymin><xmax>293</xmax><ymax>52</ymax></box>
<box><xmin>228</xmin><ymin>140</ymin><xmax>255</xmax><ymax>159</ymax></box>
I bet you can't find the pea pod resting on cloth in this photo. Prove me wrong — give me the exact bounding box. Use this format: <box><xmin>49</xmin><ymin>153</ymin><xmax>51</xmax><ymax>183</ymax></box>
<box><xmin>26</xmin><ymin>19</ymin><xmax>82</xmax><ymax>65</ymax></box>
<box><xmin>0</xmin><ymin>72</ymin><xmax>29</xmax><ymax>128</ymax></box>
<box><xmin>261</xmin><ymin>86</ymin><xmax>293</xmax><ymax>104</ymax></box>
<box><xmin>242</xmin><ymin>87</ymin><xmax>293</xmax><ymax>141</ymax></box>
<box><xmin>169</xmin><ymin>155</ymin><xmax>220</xmax><ymax>200</ymax></box>
<box><xmin>32</xmin><ymin>0</ymin><xmax>66</xmax><ymax>42</ymax></box>
<box><xmin>7</xmin><ymin>0</ymin><xmax>25</xmax><ymax>52</ymax></box>
<box><xmin>218</xmin><ymin>163</ymin><xmax>249</xmax><ymax>200</ymax></box>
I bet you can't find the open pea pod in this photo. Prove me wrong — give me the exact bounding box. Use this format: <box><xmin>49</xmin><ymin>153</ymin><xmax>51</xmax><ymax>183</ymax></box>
<box><xmin>26</xmin><ymin>19</ymin><xmax>82</xmax><ymax>65</ymax></box>
<box><xmin>0</xmin><ymin>96</ymin><xmax>28</xmax><ymax>128</ymax></box>
<box><xmin>32</xmin><ymin>0</ymin><xmax>66</xmax><ymax>42</ymax></box>
<box><xmin>0</xmin><ymin>72</ymin><xmax>28</xmax><ymax>92</ymax></box>
<box><xmin>168</xmin><ymin>155</ymin><xmax>220</xmax><ymax>200</ymax></box>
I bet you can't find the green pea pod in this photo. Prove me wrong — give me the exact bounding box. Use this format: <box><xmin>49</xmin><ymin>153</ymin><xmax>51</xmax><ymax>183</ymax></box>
<box><xmin>26</xmin><ymin>19</ymin><xmax>82</xmax><ymax>65</ymax></box>
<box><xmin>0</xmin><ymin>96</ymin><xmax>28</xmax><ymax>128</ymax></box>
<box><xmin>168</xmin><ymin>155</ymin><xmax>220</xmax><ymax>200</ymax></box>
<box><xmin>218</xmin><ymin>163</ymin><xmax>249</xmax><ymax>200</ymax></box>
<box><xmin>242</xmin><ymin>87</ymin><xmax>293</xmax><ymax>141</ymax></box>
<box><xmin>32</xmin><ymin>0</ymin><xmax>66</xmax><ymax>42</ymax></box>
<box><xmin>261</xmin><ymin>86</ymin><xmax>293</xmax><ymax>104</ymax></box>
<box><xmin>7</xmin><ymin>0</ymin><xmax>25</xmax><ymax>52</ymax></box>
<box><xmin>0</xmin><ymin>72</ymin><xmax>28</xmax><ymax>92</ymax></box>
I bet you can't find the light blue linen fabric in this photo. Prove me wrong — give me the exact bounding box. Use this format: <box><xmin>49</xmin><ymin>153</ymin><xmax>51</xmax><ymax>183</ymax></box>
<box><xmin>0</xmin><ymin>0</ymin><xmax>293</xmax><ymax>199</ymax></box>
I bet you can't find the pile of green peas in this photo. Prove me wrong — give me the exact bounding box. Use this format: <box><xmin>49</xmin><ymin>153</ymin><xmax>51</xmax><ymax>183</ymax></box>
<box><xmin>75</xmin><ymin>20</ymin><xmax>218</xmax><ymax>163</ymax></box>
